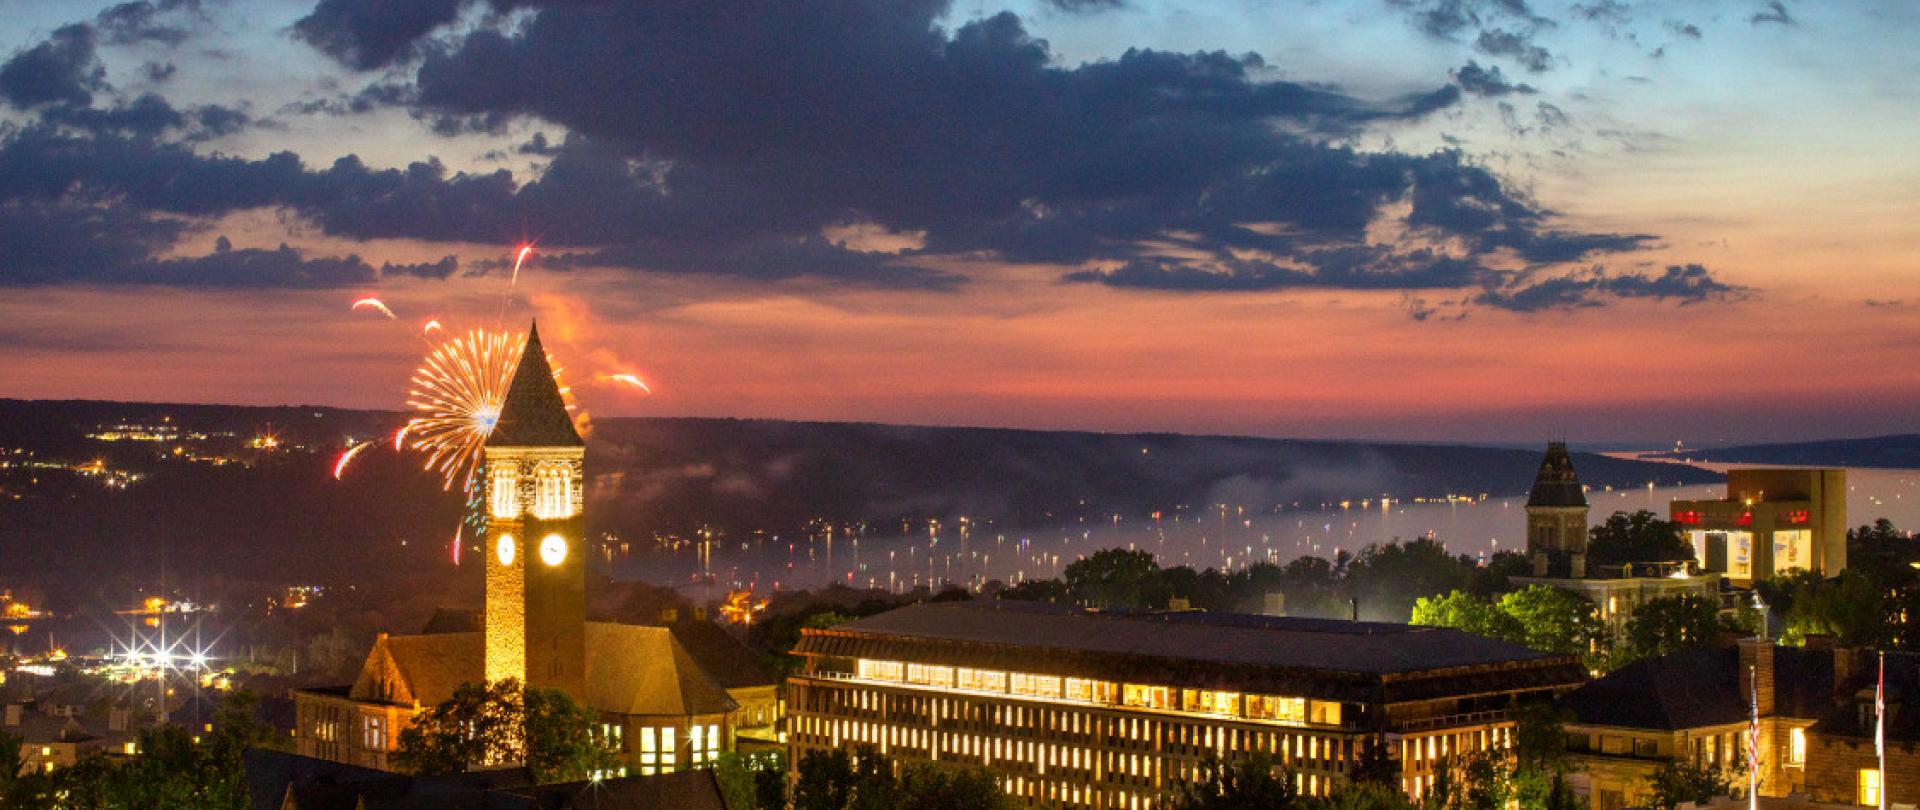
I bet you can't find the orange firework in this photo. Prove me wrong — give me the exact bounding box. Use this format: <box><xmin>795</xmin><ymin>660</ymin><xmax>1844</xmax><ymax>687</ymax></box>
<box><xmin>333</xmin><ymin>442</ymin><xmax>371</xmax><ymax>480</ymax></box>
<box><xmin>351</xmin><ymin>298</ymin><xmax>396</xmax><ymax>319</ymax></box>
<box><xmin>405</xmin><ymin>329</ymin><xmax>524</xmax><ymax>490</ymax></box>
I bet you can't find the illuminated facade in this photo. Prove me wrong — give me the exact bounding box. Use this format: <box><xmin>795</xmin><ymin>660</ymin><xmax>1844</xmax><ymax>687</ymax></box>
<box><xmin>1669</xmin><ymin>469</ymin><xmax>1847</xmax><ymax>585</ymax></box>
<box><xmin>789</xmin><ymin>601</ymin><xmax>1587</xmax><ymax>808</ymax></box>
<box><xmin>295</xmin><ymin>324</ymin><xmax>745</xmax><ymax>775</ymax></box>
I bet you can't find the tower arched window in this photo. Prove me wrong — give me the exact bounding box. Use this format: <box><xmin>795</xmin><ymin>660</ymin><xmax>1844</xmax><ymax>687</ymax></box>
<box><xmin>533</xmin><ymin>464</ymin><xmax>574</xmax><ymax>519</ymax></box>
<box><xmin>490</xmin><ymin>465</ymin><xmax>519</xmax><ymax>518</ymax></box>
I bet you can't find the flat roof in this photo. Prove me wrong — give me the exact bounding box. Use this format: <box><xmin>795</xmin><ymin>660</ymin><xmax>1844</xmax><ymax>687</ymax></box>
<box><xmin>821</xmin><ymin>601</ymin><xmax>1562</xmax><ymax>677</ymax></box>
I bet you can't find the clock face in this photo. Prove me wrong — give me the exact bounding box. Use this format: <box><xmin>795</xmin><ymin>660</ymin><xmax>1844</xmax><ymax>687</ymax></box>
<box><xmin>496</xmin><ymin>534</ymin><xmax>516</xmax><ymax>566</ymax></box>
<box><xmin>540</xmin><ymin>533</ymin><xmax>568</xmax><ymax>566</ymax></box>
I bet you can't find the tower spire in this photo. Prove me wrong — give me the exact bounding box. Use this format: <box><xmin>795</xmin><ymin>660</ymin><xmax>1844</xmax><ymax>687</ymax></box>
<box><xmin>487</xmin><ymin>321</ymin><xmax>582</xmax><ymax>448</ymax></box>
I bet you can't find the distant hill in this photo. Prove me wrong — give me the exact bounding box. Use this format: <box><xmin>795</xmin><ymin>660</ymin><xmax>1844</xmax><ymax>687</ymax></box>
<box><xmin>0</xmin><ymin>399</ymin><xmax>1718</xmax><ymax>588</ymax></box>
<box><xmin>1649</xmin><ymin>435</ymin><xmax>1920</xmax><ymax>469</ymax></box>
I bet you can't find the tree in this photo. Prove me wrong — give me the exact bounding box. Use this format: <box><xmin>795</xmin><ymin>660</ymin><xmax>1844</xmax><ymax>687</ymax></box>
<box><xmin>794</xmin><ymin>748</ymin><xmax>856</xmax><ymax>810</ymax></box>
<box><xmin>1646</xmin><ymin>759</ymin><xmax>1736</xmax><ymax>810</ymax></box>
<box><xmin>893</xmin><ymin>762</ymin><xmax>1010</xmax><ymax>810</ymax></box>
<box><xmin>0</xmin><ymin>729</ymin><xmax>20</xmax><ymax>797</ymax></box>
<box><xmin>1621</xmin><ymin>595</ymin><xmax>1721</xmax><ymax>662</ymax></box>
<box><xmin>1455</xmin><ymin>750</ymin><xmax>1514</xmax><ymax>810</ymax></box>
<box><xmin>996</xmin><ymin>578</ymin><xmax>1068</xmax><ymax>603</ymax></box>
<box><xmin>1345</xmin><ymin>538</ymin><xmax>1476</xmax><ymax>622</ymax></box>
<box><xmin>1498</xmin><ymin>586</ymin><xmax>1606</xmax><ymax>667</ymax></box>
<box><xmin>1166</xmin><ymin>753</ymin><xmax>1297</xmax><ymax>810</ymax></box>
<box><xmin>1509</xmin><ymin>702</ymin><xmax>1571</xmax><ymax>777</ymax></box>
<box><xmin>523</xmin><ymin>687</ymin><xmax>618</xmax><ymax>783</ymax></box>
<box><xmin>1323</xmin><ymin>780</ymin><xmax>1419</xmax><ymax>810</ymax></box>
<box><xmin>1411</xmin><ymin>591</ymin><xmax>1522</xmax><ymax>642</ymax></box>
<box><xmin>715</xmin><ymin>751</ymin><xmax>787</xmax><ymax>810</ymax></box>
<box><xmin>391</xmin><ymin>679</ymin><xmax>613</xmax><ymax>783</ymax></box>
<box><xmin>1065</xmin><ymin>548</ymin><xmax>1165</xmax><ymax>610</ymax></box>
<box><xmin>1586</xmin><ymin>511</ymin><xmax>1693</xmax><ymax>568</ymax></box>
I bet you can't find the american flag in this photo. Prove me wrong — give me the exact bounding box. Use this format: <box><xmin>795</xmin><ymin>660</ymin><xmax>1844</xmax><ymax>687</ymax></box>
<box><xmin>1876</xmin><ymin>652</ymin><xmax>1886</xmax><ymax>810</ymax></box>
<box><xmin>1747</xmin><ymin>671</ymin><xmax>1761</xmax><ymax>781</ymax></box>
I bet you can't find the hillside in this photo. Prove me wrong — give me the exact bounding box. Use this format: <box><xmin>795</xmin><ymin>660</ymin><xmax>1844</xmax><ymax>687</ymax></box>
<box><xmin>1649</xmin><ymin>434</ymin><xmax>1920</xmax><ymax>469</ymax></box>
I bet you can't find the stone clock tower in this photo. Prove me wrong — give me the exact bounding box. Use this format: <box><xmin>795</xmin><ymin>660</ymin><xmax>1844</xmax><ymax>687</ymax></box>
<box><xmin>482</xmin><ymin>322</ymin><xmax>587</xmax><ymax>699</ymax></box>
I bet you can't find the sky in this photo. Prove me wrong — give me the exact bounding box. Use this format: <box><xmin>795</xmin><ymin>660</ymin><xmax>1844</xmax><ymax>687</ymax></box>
<box><xmin>0</xmin><ymin>0</ymin><xmax>1915</xmax><ymax>445</ymax></box>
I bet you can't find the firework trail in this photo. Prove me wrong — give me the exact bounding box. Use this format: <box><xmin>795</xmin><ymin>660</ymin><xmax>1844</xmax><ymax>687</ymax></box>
<box><xmin>352</xmin><ymin>298</ymin><xmax>396</xmax><ymax>319</ymax></box>
<box><xmin>333</xmin><ymin>442</ymin><xmax>371</xmax><ymax>479</ymax></box>
<box><xmin>406</xmin><ymin>329</ymin><xmax>523</xmax><ymax>491</ymax></box>
<box><xmin>510</xmin><ymin>245</ymin><xmax>533</xmax><ymax>289</ymax></box>
<box><xmin>422</xmin><ymin>319</ymin><xmax>444</xmax><ymax>336</ymax></box>
<box><xmin>605</xmin><ymin>373</ymin><xmax>653</xmax><ymax>394</ymax></box>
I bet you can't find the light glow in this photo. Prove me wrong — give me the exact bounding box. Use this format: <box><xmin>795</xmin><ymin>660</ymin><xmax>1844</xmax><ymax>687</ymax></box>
<box><xmin>540</xmin><ymin>534</ymin><xmax>567</xmax><ymax>566</ymax></box>
<box><xmin>496</xmin><ymin>534</ymin><xmax>516</xmax><ymax>566</ymax></box>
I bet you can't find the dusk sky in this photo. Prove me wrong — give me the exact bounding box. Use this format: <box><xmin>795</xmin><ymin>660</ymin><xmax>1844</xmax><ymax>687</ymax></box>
<box><xmin>1</xmin><ymin>0</ymin><xmax>1915</xmax><ymax>444</ymax></box>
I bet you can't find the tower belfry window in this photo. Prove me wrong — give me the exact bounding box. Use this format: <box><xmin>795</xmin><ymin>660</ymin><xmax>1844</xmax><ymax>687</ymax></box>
<box><xmin>491</xmin><ymin>465</ymin><xmax>518</xmax><ymax>518</ymax></box>
<box><xmin>534</xmin><ymin>465</ymin><xmax>573</xmax><ymax>519</ymax></box>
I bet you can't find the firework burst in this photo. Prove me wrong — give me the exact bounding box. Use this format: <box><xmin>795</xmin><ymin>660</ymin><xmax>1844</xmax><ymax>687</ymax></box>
<box><xmin>405</xmin><ymin>329</ymin><xmax>524</xmax><ymax>491</ymax></box>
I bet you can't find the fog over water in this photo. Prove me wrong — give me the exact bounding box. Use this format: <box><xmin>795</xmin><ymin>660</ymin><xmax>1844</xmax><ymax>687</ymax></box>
<box><xmin>614</xmin><ymin>462</ymin><xmax>1920</xmax><ymax>598</ymax></box>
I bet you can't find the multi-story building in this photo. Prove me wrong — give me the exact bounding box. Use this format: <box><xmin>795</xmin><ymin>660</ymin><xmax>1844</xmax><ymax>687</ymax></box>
<box><xmin>1804</xmin><ymin>651</ymin><xmax>1918</xmax><ymax>808</ymax></box>
<box><xmin>1670</xmin><ymin>469</ymin><xmax>1847</xmax><ymax>585</ymax></box>
<box><xmin>1510</xmin><ymin>442</ymin><xmax>1720</xmax><ymax>634</ymax></box>
<box><xmin>294</xmin><ymin>324</ymin><xmax>744</xmax><ymax>776</ymax></box>
<box><xmin>788</xmin><ymin>600</ymin><xmax>1588</xmax><ymax>809</ymax></box>
<box><xmin>1560</xmin><ymin>638</ymin><xmax>1845</xmax><ymax>810</ymax></box>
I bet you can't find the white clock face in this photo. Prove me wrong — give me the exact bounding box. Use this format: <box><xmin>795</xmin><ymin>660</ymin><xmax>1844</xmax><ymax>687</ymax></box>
<box><xmin>496</xmin><ymin>534</ymin><xmax>516</xmax><ymax>566</ymax></box>
<box><xmin>540</xmin><ymin>534</ymin><xmax>568</xmax><ymax>566</ymax></box>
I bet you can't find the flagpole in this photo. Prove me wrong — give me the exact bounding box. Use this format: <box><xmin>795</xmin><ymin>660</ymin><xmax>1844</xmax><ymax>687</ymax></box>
<box><xmin>1878</xmin><ymin>651</ymin><xmax>1887</xmax><ymax>810</ymax></box>
<box><xmin>1749</xmin><ymin>664</ymin><xmax>1759</xmax><ymax>810</ymax></box>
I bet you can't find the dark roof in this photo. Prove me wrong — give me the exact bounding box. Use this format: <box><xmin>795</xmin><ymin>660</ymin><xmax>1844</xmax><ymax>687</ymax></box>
<box><xmin>800</xmin><ymin>601</ymin><xmax>1584</xmax><ymax>703</ymax></box>
<box><xmin>486</xmin><ymin>323</ymin><xmax>583</xmax><ymax>448</ymax></box>
<box><xmin>1527</xmin><ymin>441</ymin><xmax>1587</xmax><ymax>507</ymax></box>
<box><xmin>1562</xmin><ymin>645</ymin><xmax>1834</xmax><ymax>730</ymax></box>
<box><xmin>1810</xmin><ymin>651</ymin><xmax>1920</xmax><ymax>743</ymax></box>
<box><xmin>249</xmin><ymin>750</ymin><xmax>727</xmax><ymax>810</ymax></box>
<box><xmin>664</xmin><ymin>620</ymin><xmax>780</xmax><ymax>690</ymax></box>
<box><xmin>422</xmin><ymin>607</ymin><xmax>482</xmax><ymax>635</ymax></box>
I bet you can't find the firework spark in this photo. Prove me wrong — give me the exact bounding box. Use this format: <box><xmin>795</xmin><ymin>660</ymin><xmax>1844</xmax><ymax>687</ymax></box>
<box><xmin>393</xmin><ymin>422</ymin><xmax>411</xmax><ymax>451</ymax></box>
<box><xmin>333</xmin><ymin>442</ymin><xmax>370</xmax><ymax>480</ymax></box>
<box><xmin>352</xmin><ymin>298</ymin><xmax>396</xmax><ymax>319</ymax></box>
<box><xmin>422</xmin><ymin>319</ymin><xmax>444</xmax><ymax>335</ymax></box>
<box><xmin>510</xmin><ymin>245</ymin><xmax>533</xmax><ymax>288</ymax></box>
<box><xmin>606</xmin><ymin>373</ymin><xmax>653</xmax><ymax>393</ymax></box>
<box><xmin>406</xmin><ymin>329</ymin><xmax>524</xmax><ymax>490</ymax></box>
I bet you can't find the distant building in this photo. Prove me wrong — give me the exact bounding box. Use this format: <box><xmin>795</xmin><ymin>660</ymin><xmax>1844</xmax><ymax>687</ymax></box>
<box><xmin>1670</xmin><ymin>469</ymin><xmax>1848</xmax><ymax>585</ymax></box>
<box><xmin>1559</xmin><ymin>638</ymin><xmax>1843</xmax><ymax>810</ymax></box>
<box><xmin>3</xmin><ymin>702</ymin><xmax>138</xmax><ymax>775</ymax></box>
<box><xmin>1511</xmin><ymin>443</ymin><xmax>1719</xmax><ymax>632</ymax></box>
<box><xmin>789</xmin><ymin>600</ymin><xmax>1588</xmax><ymax>809</ymax></box>
<box><xmin>293</xmin><ymin>325</ymin><xmax>748</xmax><ymax>776</ymax></box>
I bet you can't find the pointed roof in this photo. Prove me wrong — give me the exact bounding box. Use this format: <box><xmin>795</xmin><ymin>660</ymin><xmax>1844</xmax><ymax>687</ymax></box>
<box><xmin>1526</xmin><ymin>441</ymin><xmax>1587</xmax><ymax>507</ymax></box>
<box><xmin>486</xmin><ymin>322</ymin><xmax>582</xmax><ymax>448</ymax></box>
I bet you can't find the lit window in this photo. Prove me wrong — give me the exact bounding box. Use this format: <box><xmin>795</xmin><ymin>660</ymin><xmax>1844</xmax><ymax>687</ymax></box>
<box><xmin>533</xmin><ymin>465</ymin><xmax>574</xmax><ymax>519</ymax></box>
<box><xmin>490</xmin><ymin>466</ymin><xmax>518</xmax><ymax>518</ymax></box>
<box><xmin>363</xmin><ymin>717</ymin><xmax>387</xmax><ymax>750</ymax></box>
<box><xmin>1789</xmin><ymin>727</ymin><xmax>1805</xmax><ymax>766</ymax></box>
<box><xmin>1859</xmin><ymin>769</ymin><xmax>1881</xmax><ymax>807</ymax></box>
<box><xmin>661</xmin><ymin>727</ymin><xmax>676</xmax><ymax>772</ymax></box>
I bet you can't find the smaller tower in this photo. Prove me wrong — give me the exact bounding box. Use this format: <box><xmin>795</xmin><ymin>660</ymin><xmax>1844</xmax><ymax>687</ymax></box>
<box><xmin>1525</xmin><ymin>441</ymin><xmax>1590</xmax><ymax>564</ymax></box>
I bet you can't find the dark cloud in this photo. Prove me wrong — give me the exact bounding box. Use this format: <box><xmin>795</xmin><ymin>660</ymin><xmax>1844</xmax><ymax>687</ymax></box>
<box><xmin>515</xmin><ymin>132</ymin><xmax>561</xmax><ymax>157</ymax></box>
<box><xmin>1043</xmin><ymin>0</ymin><xmax>1126</xmax><ymax>11</ymax></box>
<box><xmin>0</xmin><ymin>24</ymin><xmax>107</xmax><ymax>108</ymax></box>
<box><xmin>1387</xmin><ymin>0</ymin><xmax>1546</xmax><ymax>38</ymax></box>
<box><xmin>1063</xmin><ymin>249</ymin><xmax>1490</xmax><ymax>292</ymax></box>
<box><xmin>140</xmin><ymin>61</ymin><xmax>177</xmax><ymax>82</ymax></box>
<box><xmin>1475</xmin><ymin>29</ymin><xmax>1554</xmax><ymax>72</ymax></box>
<box><xmin>1452</xmin><ymin>61</ymin><xmax>1534</xmax><ymax>96</ymax></box>
<box><xmin>1475</xmin><ymin>264</ymin><xmax>1742</xmax><ymax>311</ymax></box>
<box><xmin>95</xmin><ymin>0</ymin><xmax>202</xmax><ymax>47</ymax></box>
<box><xmin>537</xmin><ymin>236</ymin><xmax>963</xmax><ymax>290</ymax></box>
<box><xmin>1750</xmin><ymin>1</ymin><xmax>1794</xmax><ymax>26</ymax></box>
<box><xmin>292</xmin><ymin>0</ymin><xmax>466</xmax><ymax>71</ymax></box>
<box><xmin>280</xmin><ymin>82</ymin><xmax>413</xmax><ymax>116</ymax></box>
<box><xmin>1569</xmin><ymin>1</ymin><xmax>1630</xmax><ymax>26</ymax></box>
<box><xmin>1666</xmin><ymin>20</ymin><xmax>1703</xmax><ymax>39</ymax></box>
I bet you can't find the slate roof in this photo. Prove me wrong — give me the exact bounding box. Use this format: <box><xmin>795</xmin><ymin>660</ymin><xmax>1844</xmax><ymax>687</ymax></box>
<box><xmin>350</xmin><ymin>623</ymin><xmax>735</xmax><ymax>717</ymax></box>
<box><xmin>1562</xmin><ymin>645</ymin><xmax>1835</xmax><ymax>730</ymax></box>
<box><xmin>799</xmin><ymin>601</ymin><xmax>1586</xmax><ymax>704</ymax></box>
<box><xmin>248</xmin><ymin>749</ymin><xmax>727</xmax><ymax>810</ymax></box>
<box><xmin>1809</xmin><ymin>651</ymin><xmax>1920</xmax><ymax>743</ymax></box>
<box><xmin>420</xmin><ymin>608</ymin><xmax>777</xmax><ymax>693</ymax></box>
<box><xmin>1527</xmin><ymin>441</ymin><xmax>1588</xmax><ymax>508</ymax></box>
<box><xmin>487</xmin><ymin>323</ymin><xmax>583</xmax><ymax>448</ymax></box>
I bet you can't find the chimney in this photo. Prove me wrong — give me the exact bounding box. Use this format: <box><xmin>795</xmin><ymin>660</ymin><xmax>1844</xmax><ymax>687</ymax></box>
<box><xmin>4</xmin><ymin>704</ymin><xmax>19</xmax><ymax>727</ymax></box>
<box><xmin>1349</xmin><ymin>598</ymin><xmax>1360</xmax><ymax>622</ymax></box>
<box><xmin>1570</xmin><ymin>553</ymin><xmax>1587</xmax><ymax>580</ymax></box>
<box><xmin>1532</xmin><ymin>553</ymin><xmax>1549</xmax><ymax>577</ymax></box>
<box><xmin>658</xmin><ymin>608</ymin><xmax>678</xmax><ymax>624</ymax></box>
<box><xmin>1738</xmin><ymin>638</ymin><xmax>1775</xmax><ymax>717</ymax></box>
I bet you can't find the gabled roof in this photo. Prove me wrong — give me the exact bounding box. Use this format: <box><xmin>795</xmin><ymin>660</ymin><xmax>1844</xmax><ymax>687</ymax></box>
<box><xmin>486</xmin><ymin>323</ymin><xmax>582</xmax><ymax>448</ymax></box>
<box><xmin>1527</xmin><ymin>441</ymin><xmax>1587</xmax><ymax>508</ymax></box>
<box><xmin>662</xmin><ymin>620</ymin><xmax>780</xmax><ymax>691</ymax></box>
<box><xmin>347</xmin><ymin>623</ymin><xmax>735</xmax><ymax>717</ymax></box>
<box><xmin>1562</xmin><ymin>645</ymin><xmax>1834</xmax><ymax>730</ymax></box>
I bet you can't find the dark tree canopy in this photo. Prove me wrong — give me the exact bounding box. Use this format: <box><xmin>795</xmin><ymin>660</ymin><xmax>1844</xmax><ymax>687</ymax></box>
<box><xmin>1585</xmin><ymin>510</ymin><xmax>1693</xmax><ymax>567</ymax></box>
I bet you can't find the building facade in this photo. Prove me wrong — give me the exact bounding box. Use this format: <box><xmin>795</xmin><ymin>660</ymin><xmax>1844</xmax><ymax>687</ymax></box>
<box><xmin>1670</xmin><ymin>469</ymin><xmax>1847</xmax><ymax>585</ymax></box>
<box><xmin>1526</xmin><ymin>441</ymin><xmax>1591</xmax><ymax>561</ymax></box>
<box><xmin>294</xmin><ymin>324</ymin><xmax>744</xmax><ymax>776</ymax></box>
<box><xmin>788</xmin><ymin>601</ymin><xmax>1588</xmax><ymax>809</ymax></box>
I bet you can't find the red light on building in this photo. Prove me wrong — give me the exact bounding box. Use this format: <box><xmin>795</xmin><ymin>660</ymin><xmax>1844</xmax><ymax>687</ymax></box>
<box><xmin>1675</xmin><ymin>511</ymin><xmax>1702</xmax><ymax>525</ymax></box>
<box><xmin>1736</xmin><ymin>511</ymin><xmax>1753</xmax><ymax>527</ymax></box>
<box><xmin>1786</xmin><ymin>510</ymin><xmax>1809</xmax><ymax>524</ymax></box>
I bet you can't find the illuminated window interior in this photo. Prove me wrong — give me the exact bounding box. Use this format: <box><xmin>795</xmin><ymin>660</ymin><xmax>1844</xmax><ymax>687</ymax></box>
<box><xmin>490</xmin><ymin>466</ymin><xmax>518</xmax><ymax>518</ymax></box>
<box><xmin>1789</xmin><ymin>727</ymin><xmax>1805</xmax><ymax>765</ymax></box>
<box><xmin>533</xmin><ymin>464</ymin><xmax>574</xmax><ymax>519</ymax></box>
<box><xmin>1859</xmin><ymin>769</ymin><xmax>1881</xmax><ymax>807</ymax></box>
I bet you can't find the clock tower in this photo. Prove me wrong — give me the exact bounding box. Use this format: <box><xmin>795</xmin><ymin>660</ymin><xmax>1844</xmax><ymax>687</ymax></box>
<box><xmin>481</xmin><ymin>323</ymin><xmax>587</xmax><ymax>699</ymax></box>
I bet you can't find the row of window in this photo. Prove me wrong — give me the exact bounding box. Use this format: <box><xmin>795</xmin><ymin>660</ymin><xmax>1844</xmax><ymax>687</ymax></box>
<box><xmin>489</xmin><ymin>463</ymin><xmax>577</xmax><ymax>520</ymax></box>
<box><xmin>857</xmin><ymin>659</ymin><xmax>1341</xmax><ymax>727</ymax></box>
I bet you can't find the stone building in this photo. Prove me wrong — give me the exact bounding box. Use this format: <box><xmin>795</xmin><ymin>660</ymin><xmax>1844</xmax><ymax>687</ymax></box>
<box><xmin>293</xmin><ymin>324</ymin><xmax>746</xmax><ymax>776</ymax></box>
<box><xmin>789</xmin><ymin>600</ymin><xmax>1587</xmax><ymax>809</ymax></box>
<box><xmin>1526</xmin><ymin>441</ymin><xmax>1591</xmax><ymax>561</ymax></box>
<box><xmin>1804</xmin><ymin>652</ymin><xmax>1919</xmax><ymax>808</ymax></box>
<box><xmin>1560</xmin><ymin>639</ymin><xmax>1845</xmax><ymax>810</ymax></box>
<box><xmin>1670</xmin><ymin>469</ymin><xmax>1848</xmax><ymax>585</ymax></box>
